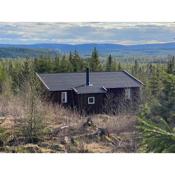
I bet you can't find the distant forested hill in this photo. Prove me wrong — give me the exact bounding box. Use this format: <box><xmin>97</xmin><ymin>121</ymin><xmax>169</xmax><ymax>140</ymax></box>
<box><xmin>0</xmin><ymin>47</ymin><xmax>57</xmax><ymax>58</ymax></box>
<box><xmin>1</xmin><ymin>42</ymin><xmax>175</xmax><ymax>58</ymax></box>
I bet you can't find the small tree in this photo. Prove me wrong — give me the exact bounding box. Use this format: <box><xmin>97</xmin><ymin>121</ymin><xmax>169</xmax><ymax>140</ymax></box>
<box><xmin>20</xmin><ymin>74</ymin><xmax>46</xmax><ymax>143</ymax></box>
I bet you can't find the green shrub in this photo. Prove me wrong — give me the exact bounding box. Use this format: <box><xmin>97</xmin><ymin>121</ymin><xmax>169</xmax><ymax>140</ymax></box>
<box><xmin>138</xmin><ymin>115</ymin><xmax>175</xmax><ymax>153</ymax></box>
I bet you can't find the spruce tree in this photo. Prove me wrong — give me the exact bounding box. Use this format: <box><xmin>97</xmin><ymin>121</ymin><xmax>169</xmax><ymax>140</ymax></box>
<box><xmin>149</xmin><ymin>66</ymin><xmax>162</xmax><ymax>98</ymax></box>
<box><xmin>53</xmin><ymin>55</ymin><xmax>60</xmax><ymax>72</ymax></box>
<box><xmin>155</xmin><ymin>73</ymin><xmax>175</xmax><ymax>124</ymax></box>
<box><xmin>60</xmin><ymin>55</ymin><xmax>73</xmax><ymax>72</ymax></box>
<box><xmin>106</xmin><ymin>54</ymin><xmax>112</xmax><ymax>71</ymax></box>
<box><xmin>69</xmin><ymin>50</ymin><xmax>83</xmax><ymax>72</ymax></box>
<box><xmin>167</xmin><ymin>56</ymin><xmax>175</xmax><ymax>74</ymax></box>
<box><xmin>146</xmin><ymin>64</ymin><xmax>153</xmax><ymax>78</ymax></box>
<box><xmin>89</xmin><ymin>47</ymin><xmax>100</xmax><ymax>71</ymax></box>
<box><xmin>111</xmin><ymin>58</ymin><xmax>117</xmax><ymax>71</ymax></box>
<box><xmin>20</xmin><ymin>73</ymin><xmax>46</xmax><ymax>143</ymax></box>
<box><xmin>117</xmin><ymin>62</ymin><xmax>122</xmax><ymax>71</ymax></box>
<box><xmin>138</xmin><ymin>113</ymin><xmax>175</xmax><ymax>153</ymax></box>
<box><xmin>133</xmin><ymin>60</ymin><xmax>139</xmax><ymax>76</ymax></box>
<box><xmin>138</xmin><ymin>73</ymin><xmax>175</xmax><ymax>152</ymax></box>
<box><xmin>69</xmin><ymin>51</ymin><xmax>73</xmax><ymax>62</ymax></box>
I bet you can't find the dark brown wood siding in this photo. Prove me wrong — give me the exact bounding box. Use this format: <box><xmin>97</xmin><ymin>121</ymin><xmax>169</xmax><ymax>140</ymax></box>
<box><xmin>76</xmin><ymin>93</ymin><xmax>106</xmax><ymax>114</ymax></box>
<box><xmin>47</xmin><ymin>90</ymin><xmax>77</xmax><ymax>108</ymax></box>
<box><xmin>102</xmin><ymin>87</ymin><xmax>141</xmax><ymax>114</ymax></box>
<box><xmin>44</xmin><ymin>87</ymin><xmax>141</xmax><ymax>114</ymax></box>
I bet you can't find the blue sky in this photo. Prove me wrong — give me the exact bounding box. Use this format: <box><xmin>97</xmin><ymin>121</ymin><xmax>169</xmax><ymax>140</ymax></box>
<box><xmin>0</xmin><ymin>22</ymin><xmax>175</xmax><ymax>45</ymax></box>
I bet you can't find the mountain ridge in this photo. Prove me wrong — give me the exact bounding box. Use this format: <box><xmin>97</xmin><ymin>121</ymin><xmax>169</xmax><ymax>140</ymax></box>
<box><xmin>0</xmin><ymin>42</ymin><xmax>175</xmax><ymax>58</ymax></box>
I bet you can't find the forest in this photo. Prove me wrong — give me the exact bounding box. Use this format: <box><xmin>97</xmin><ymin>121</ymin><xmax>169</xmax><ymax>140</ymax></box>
<box><xmin>0</xmin><ymin>47</ymin><xmax>175</xmax><ymax>153</ymax></box>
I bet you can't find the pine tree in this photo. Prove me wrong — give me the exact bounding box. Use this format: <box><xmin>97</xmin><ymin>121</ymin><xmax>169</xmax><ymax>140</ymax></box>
<box><xmin>138</xmin><ymin>73</ymin><xmax>175</xmax><ymax>152</ymax></box>
<box><xmin>68</xmin><ymin>50</ymin><xmax>83</xmax><ymax>72</ymax></box>
<box><xmin>111</xmin><ymin>58</ymin><xmax>117</xmax><ymax>71</ymax></box>
<box><xmin>0</xmin><ymin>63</ymin><xmax>7</xmax><ymax>84</ymax></box>
<box><xmin>20</xmin><ymin>74</ymin><xmax>46</xmax><ymax>143</ymax></box>
<box><xmin>34</xmin><ymin>56</ymin><xmax>49</xmax><ymax>73</ymax></box>
<box><xmin>89</xmin><ymin>47</ymin><xmax>101</xmax><ymax>71</ymax></box>
<box><xmin>106</xmin><ymin>54</ymin><xmax>112</xmax><ymax>71</ymax></box>
<box><xmin>155</xmin><ymin>73</ymin><xmax>175</xmax><ymax>124</ymax></box>
<box><xmin>133</xmin><ymin>60</ymin><xmax>139</xmax><ymax>76</ymax></box>
<box><xmin>149</xmin><ymin>66</ymin><xmax>162</xmax><ymax>98</ymax></box>
<box><xmin>60</xmin><ymin>55</ymin><xmax>67</xmax><ymax>72</ymax></box>
<box><xmin>138</xmin><ymin>113</ymin><xmax>175</xmax><ymax>153</ymax></box>
<box><xmin>60</xmin><ymin>55</ymin><xmax>73</xmax><ymax>72</ymax></box>
<box><xmin>69</xmin><ymin>51</ymin><xmax>73</xmax><ymax>62</ymax></box>
<box><xmin>167</xmin><ymin>56</ymin><xmax>175</xmax><ymax>74</ymax></box>
<box><xmin>21</xmin><ymin>59</ymin><xmax>31</xmax><ymax>82</ymax></box>
<box><xmin>117</xmin><ymin>62</ymin><xmax>122</xmax><ymax>71</ymax></box>
<box><xmin>146</xmin><ymin>64</ymin><xmax>153</xmax><ymax>78</ymax></box>
<box><xmin>0</xmin><ymin>63</ymin><xmax>11</xmax><ymax>95</ymax></box>
<box><xmin>53</xmin><ymin>55</ymin><xmax>61</xmax><ymax>72</ymax></box>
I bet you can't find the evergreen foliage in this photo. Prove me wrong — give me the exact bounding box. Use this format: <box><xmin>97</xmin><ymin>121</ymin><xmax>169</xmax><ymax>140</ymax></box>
<box><xmin>89</xmin><ymin>47</ymin><xmax>101</xmax><ymax>71</ymax></box>
<box><xmin>20</xmin><ymin>73</ymin><xmax>46</xmax><ymax>143</ymax></box>
<box><xmin>167</xmin><ymin>56</ymin><xmax>175</xmax><ymax>74</ymax></box>
<box><xmin>138</xmin><ymin>72</ymin><xmax>175</xmax><ymax>152</ymax></box>
<box><xmin>138</xmin><ymin>114</ymin><xmax>175</xmax><ymax>153</ymax></box>
<box><xmin>1</xmin><ymin>47</ymin><xmax>175</xmax><ymax>152</ymax></box>
<box><xmin>106</xmin><ymin>54</ymin><xmax>113</xmax><ymax>71</ymax></box>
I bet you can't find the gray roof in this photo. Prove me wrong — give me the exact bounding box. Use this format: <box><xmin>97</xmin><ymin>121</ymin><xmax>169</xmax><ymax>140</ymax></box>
<box><xmin>73</xmin><ymin>85</ymin><xmax>107</xmax><ymax>94</ymax></box>
<box><xmin>37</xmin><ymin>71</ymin><xmax>143</xmax><ymax>94</ymax></box>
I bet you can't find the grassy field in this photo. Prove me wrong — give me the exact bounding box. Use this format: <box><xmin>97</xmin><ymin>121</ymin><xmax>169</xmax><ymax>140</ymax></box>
<box><xmin>0</xmin><ymin>94</ymin><xmax>137</xmax><ymax>153</ymax></box>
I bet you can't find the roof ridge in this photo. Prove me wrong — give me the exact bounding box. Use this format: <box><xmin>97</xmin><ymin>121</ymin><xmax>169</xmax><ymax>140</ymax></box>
<box><xmin>37</xmin><ymin>70</ymin><xmax>124</xmax><ymax>75</ymax></box>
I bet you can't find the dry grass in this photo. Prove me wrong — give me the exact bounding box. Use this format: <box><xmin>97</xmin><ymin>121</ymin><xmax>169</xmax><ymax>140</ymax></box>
<box><xmin>0</xmin><ymin>94</ymin><xmax>138</xmax><ymax>153</ymax></box>
<box><xmin>90</xmin><ymin>114</ymin><xmax>137</xmax><ymax>133</ymax></box>
<box><xmin>85</xmin><ymin>143</ymin><xmax>112</xmax><ymax>153</ymax></box>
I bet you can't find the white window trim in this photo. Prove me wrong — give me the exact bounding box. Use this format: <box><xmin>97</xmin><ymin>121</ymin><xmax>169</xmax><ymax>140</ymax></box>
<box><xmin>88</xmin><ymin>97</ymin><xmax>95</xmax><ymax>104</ymax></box>
<box><xmin>61</xmin><ymin>91</ymin><xmax>68</xmax><ymax>103</ymax></box>
<box><xmin>125</xmin><ymin>88</ymin><xmax>131</xmax><ymax>100</ymax></box>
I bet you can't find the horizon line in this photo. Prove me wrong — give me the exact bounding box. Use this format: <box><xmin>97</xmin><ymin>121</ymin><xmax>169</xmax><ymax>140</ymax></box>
<box><xmin>0</xmin><ymin>41</ymin><xmax>175</xmax><ymax>46</ymax></box>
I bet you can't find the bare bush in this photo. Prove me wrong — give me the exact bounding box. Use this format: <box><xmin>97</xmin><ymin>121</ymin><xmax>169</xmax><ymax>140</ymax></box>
<box><xmin>103</xmin><ymin>93</ymin><xmax>134</xmax><ymax>115</ymax></box>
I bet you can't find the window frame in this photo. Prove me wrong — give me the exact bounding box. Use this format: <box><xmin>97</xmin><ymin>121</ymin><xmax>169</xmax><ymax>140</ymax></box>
<box><xmin>61</xmin><ymin>91</ymin><xmax>68</xmax><ymax>103</ymax></box>
<box><xmin>88</xmin><ymin>96</ymin><xmax>95</xmax><ymax>104</ymax></box>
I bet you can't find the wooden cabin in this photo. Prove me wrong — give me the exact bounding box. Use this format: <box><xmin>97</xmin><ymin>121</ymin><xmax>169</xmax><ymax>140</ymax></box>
<box><xmin>37</xmin><ymin>68</ymin><xmax>143</xmax><ymax>114</ymax></box>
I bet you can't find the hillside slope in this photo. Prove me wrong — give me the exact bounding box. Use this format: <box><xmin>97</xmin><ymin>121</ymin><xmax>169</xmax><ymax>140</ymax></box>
<box><xmin>1</xmin><ymin>42</ymin><xmax>175</xmax><ymax>58</ymax></box>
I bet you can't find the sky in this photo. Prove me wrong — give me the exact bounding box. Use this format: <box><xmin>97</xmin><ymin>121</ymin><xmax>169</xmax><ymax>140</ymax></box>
<box><xmin>0</xmin><ymin>22</ymin><xmax>175</xmax><ymax>45</ymax></box>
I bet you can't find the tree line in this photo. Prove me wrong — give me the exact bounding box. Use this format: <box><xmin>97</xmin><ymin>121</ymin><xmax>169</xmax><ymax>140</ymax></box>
<box><xmin>1</xmin><ymin>48</ymin><xmax>175</xmax><ymax>152</ymax></box>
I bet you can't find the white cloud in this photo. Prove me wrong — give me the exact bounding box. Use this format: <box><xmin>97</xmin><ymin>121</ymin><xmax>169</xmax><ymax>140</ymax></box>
<box><xmin>0</xmin><ymin>22</ymin><xmax>175</xmax><ymax>44</ymax></box>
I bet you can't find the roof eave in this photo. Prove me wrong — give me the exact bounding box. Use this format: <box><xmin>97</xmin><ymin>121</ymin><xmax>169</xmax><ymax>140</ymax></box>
<box><xmin>122</xmin><ymin>70</ymin><xmax>144</xmax><ymax>86</ymax></box>
<box><xmin>36</xmin><ymin>73</ymin><xmax>50</xmax><ymax>90</ymax></box>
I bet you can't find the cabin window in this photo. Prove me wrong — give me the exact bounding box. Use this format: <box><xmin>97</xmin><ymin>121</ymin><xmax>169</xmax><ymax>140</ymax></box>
<box><xmin>125</xmin><ymin>88</ymin><xmax>131</xmax><ymax>99</ymax></box>
<box><xmin>61</xmin><ymin>92</ymin><xmax>67</xmax><ymax>103</ymax></box>
<box><xmin>88</xmin><ymin>97</ymin><xmax>95</xmax><ymax>104</ymax></box>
